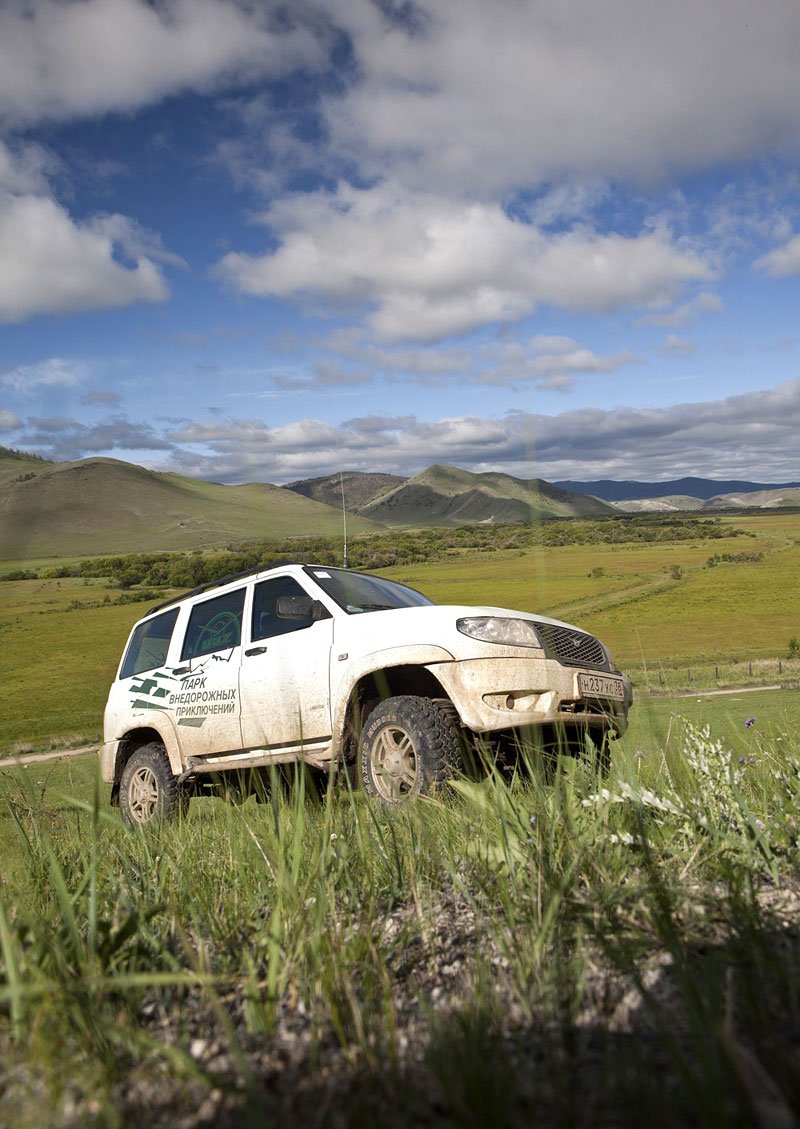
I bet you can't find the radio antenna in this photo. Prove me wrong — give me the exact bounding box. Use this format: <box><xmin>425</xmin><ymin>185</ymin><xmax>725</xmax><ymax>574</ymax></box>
<box><xmin>340</xmin><ymin>469</ymin><xmax>349</xmax><ymax>568</ymax></box>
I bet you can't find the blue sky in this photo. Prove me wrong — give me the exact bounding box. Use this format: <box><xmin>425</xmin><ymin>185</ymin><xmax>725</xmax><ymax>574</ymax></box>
<box><xmin>2</xmin><ymin>0</ymin><xmax>800</xmax><ymax>485</ymax></box>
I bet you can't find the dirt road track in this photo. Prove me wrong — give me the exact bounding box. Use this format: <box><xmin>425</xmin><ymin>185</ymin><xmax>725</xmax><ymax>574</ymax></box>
<box><xmin>0</xmin><ymin>744</ymin><xmax>98</xmax><ymax>767</ymax></box>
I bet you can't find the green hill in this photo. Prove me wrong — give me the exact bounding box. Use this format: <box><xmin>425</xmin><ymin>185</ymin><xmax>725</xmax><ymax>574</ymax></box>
<box><xmin>285</xmin><ymin>471</ymin><xmax>406</xmax><ymax>511</ymax></box>
<box><xmin>0</xmin><ymin>452</ymin><xmax>377</xmax><ymax>559</ymax></box>
<box><xmin>0</xmin><ymin>451</ymin><xmax>616</xmax><ymax>559</ymax></box>
<box><xmin>358</xmin><ymin>464</ymin><xmax>615</xmax><ymax>525</ymax></box>
<box><xmin>0</xmin><ymin>445</ymin><xmax>52</xmax><ymax>487</ymax></box>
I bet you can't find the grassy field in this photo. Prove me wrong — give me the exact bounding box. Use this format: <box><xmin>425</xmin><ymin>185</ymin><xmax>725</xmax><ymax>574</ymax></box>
<box><xmin>1</xmin><ymin>512</ymin><xmax>800</xmax><ymax>1125</ymax></box>
<box><xmin>1</xmin><ymin>511</ymin><xmax>798</xmax><ymax>754</ymax></box>
<box><xmin>1</xmin><ymin>706</ymin><xmax>798</xmax><ymax>1126</ymax></box>
<box><xmin>383</xmin><ymin>513</ymin><xmax>800</xmax><ymax>677</ymax></box>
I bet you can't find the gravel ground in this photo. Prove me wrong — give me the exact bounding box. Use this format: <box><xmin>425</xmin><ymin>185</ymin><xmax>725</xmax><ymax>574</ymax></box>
<box><xmin>4</xmin><ymin>882</ymin><xmax>796</xmax><ymax>1129</ymax></box>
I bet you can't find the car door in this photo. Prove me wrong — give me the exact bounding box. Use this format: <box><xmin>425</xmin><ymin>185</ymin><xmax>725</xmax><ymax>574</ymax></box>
<box><xmin>239</xmin><ymin>574</ymin><xmax>334</xmax><ymax>756</ymax></box>
<box><xmin>169</xmin><ymin>585</ymin><xmax>246</xmax><ymax>758</ymax></box>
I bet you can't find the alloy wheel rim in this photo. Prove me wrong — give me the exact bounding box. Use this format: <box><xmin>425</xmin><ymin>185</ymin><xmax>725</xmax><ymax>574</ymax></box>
<box><xmin>128</xmin><ymin>765</ymin><xmax>159</xmax><ymax>823</ymax></box>
<box><xmin>372</xmin><ymin>725</ymin><xmax>419</xmax><ymax>802</ymax></box>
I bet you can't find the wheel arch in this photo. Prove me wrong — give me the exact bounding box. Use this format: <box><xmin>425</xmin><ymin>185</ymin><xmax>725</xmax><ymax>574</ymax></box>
<box><xmin>336</xmin><ymin>663</ymin><xmax>456</xmax><ymax>764</ymax></box>
<box><xmin>111</xmin><ymin>726</ymin><xmax>182</xmax><ymax>804</ymax></box>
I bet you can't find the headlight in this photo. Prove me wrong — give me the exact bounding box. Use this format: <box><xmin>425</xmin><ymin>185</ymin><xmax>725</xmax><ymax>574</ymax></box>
<box><xmin>456</xmin><ymin>616</ymin><xmax>543</xmax><ymax>648</ymax></box>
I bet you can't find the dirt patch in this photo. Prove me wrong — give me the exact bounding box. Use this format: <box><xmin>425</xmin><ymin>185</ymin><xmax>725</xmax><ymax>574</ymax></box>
<box><xmin>0</xmin><ymin>744</ymin><xmax>97</xmax><ymax>767</ymax></box>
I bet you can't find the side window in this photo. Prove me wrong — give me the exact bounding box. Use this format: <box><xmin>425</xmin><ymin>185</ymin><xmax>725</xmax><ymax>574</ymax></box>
<box><xmin>181</xmin><ymin>588</ymin><xmax>245</xmax><ymax>661</ymax></box>
<box><xmin>120</xmin><ymin>608</ymin><xmax>179</xmax><ymax>679</ymax></box>
<box><xmin>252</xmin><ymin>576</ymin><xmax>325</xmax><ymax>641</ymax></box>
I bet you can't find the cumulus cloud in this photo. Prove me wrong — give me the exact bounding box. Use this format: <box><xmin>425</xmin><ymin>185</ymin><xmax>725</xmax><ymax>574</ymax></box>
<box><xmin>0</xmin><ymin>0</ymin><xmax>322</xmax><ymax>127</ymax></box>
<box><xmin>329</xmin><ymin>0</ymin><xmax>800</xmax><ymax>193</ymax></box>
<box><xmin>0</xmin><ymin>409</ymin><xmax>22</xmax><ymax>430</ymax></box>
<box><xmin>156</xmin><ymin>378</ymin><xmax>800</xmax><ymax>484</ymax></box>
<box><xmin>218</xmin><ymin>183</ymin><xmax>713</xmax><ymax>340</ymax></box>
<box><xmin>0</xmin><ymin>141</ymin><xmax>177</xmax><ymax>322</ymax></box>
<box><xmin>754</xmin><ymin>235</ymin><xmax>800</xmax><ymax>278</ymax></box>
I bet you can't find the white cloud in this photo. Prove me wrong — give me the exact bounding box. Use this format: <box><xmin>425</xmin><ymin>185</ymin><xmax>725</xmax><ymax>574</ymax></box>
<box><xmin>0</xmin><ymin>139</ymin><xmax>54</xmax><ymax>194</ymax></box>
<box><xmin>17</xmin><ymin>414</ymin><xmax>173</xmax><ymax>461</ymax></box>
<box><xmin>267</xmin><ymin>333</ymin><xmax>640</xmax><ymax>392</ymax></box>
<box><xmin>754</xmin><ymin>235</ymin><xmax>800</xmax><ymax>278</ymax></box>
<box><xmin>329</xmin><ymin>0</ymin><xmax>800</xmax><ymax>193</ymax></box>
<box><xmin>218</xmin><ymin>183</ymin><xmax>713</xmax><ymax>340</ymax></box>
<box><xmin>0</xmin><ymin>0</ymin><xmax>322</xmax><ymax>127</ymax></box>
<box><xmin>0</xmin><ymin>357</ymin><xmax>87</xmax><ymax>392</ymax></box>
<box><xmin>0</xmin><ymin>194</ymin><xmax>170</xmax><ymax>322</ymax></box>
<box><xmin>153</xmin><ymin>378</ymin><xmax>800</xmax><ymax>485</ymax></box>
<box><xmin>637</xmin><ymin>291</ymin><xmax>723</xmax><ymax>328</ymax></box>
<box><xmin>479</xmin><ymin>341</ymin><xmax>642</xmax><ymax>389</ymax></box>
<box><xmin>660</xmin><ymin>335</ymin><xmax>697</xmax><ymax>356</ymax></box>
<box><xmin>0</xmin><ymin>409</ymin><xmax>22</xmax><ymax>429</ymax></box>
<box><xmin>0</xmin><ymin>140</ymin><xmax>176</xmax><ymax>322</ymax></box>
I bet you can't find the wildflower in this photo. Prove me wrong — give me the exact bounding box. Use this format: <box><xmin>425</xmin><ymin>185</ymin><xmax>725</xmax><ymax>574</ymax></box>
<box><xmin>744</xmin><ymin>716</ymin><xmax>757</xmax><ymax>729</ymax></box>
<box><xmin>738</xmin><ymin>756</ymin><xmax>756</xmax><ymax>765</ymax></box>
<box><xmin>529</xmin><ymin>814</ymin><xmax>536</xmax><ymax>827</ymax></box>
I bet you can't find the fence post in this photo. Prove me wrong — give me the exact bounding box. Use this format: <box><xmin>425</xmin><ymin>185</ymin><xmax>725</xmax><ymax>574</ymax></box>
<box><xmin>749</xmin><ymin>662</ymin><xmax>752</xmax><ymax>677</ymax></box>
<box><xmin>779</xmin><ymin>659</ymin><xmax>783</xmax><ymax>675</ymax></box>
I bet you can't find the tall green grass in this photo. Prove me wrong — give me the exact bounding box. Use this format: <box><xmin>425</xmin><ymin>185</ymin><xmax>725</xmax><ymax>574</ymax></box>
<box><xmin>1</xmin><ymin>720</ymin><xmax>799</xmax><ymax>1126</ymax></box>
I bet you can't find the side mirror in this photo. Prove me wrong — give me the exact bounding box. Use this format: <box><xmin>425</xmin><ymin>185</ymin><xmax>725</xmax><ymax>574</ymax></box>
<box><xmin>275</xmin><ymin>596</ymin><xmax>328</xmax><ymax>622</ymax></box>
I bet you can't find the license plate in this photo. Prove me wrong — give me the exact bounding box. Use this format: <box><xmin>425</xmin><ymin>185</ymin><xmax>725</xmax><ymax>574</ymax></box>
<box><xmin>577</xmin><ymin>673</ymin><xmax>625</xmax><ymax>701</ymax></box>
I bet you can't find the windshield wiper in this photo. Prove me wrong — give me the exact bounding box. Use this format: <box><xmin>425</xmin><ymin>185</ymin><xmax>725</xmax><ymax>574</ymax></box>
<box><xmin>348</xmin><ymin>602</ymin><xmax>396</xmax><ymax>612</ymax></box>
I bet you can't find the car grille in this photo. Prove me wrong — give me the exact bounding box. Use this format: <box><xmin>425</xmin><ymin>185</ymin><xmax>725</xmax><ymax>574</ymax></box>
<box><xmin>533</xmin><ymin>622</ymin><xmax>608</xmax><ymax>669</ymax></box>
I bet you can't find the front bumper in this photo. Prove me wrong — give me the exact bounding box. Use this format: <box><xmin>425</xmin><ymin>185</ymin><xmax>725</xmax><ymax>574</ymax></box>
<box><xmin>428</xmin><ymin>656</ymin><xmax>632</xmax><ymax>735</ymax></box>
<box><xmin>99</xmin><ymin>738</ymin><xmax>120</xmax><ymax>783</ymax></box>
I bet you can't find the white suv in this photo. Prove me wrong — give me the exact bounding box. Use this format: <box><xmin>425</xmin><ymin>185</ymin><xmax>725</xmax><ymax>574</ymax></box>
<box><xmin>102</xmin><ymin>563</ymin><xmax>632</xmax><ymax>825</ymax></box>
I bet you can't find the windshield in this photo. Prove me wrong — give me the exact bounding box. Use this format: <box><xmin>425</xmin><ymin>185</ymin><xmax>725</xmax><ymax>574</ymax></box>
<box><xmin>305</xmin><ymin>567</ymin><xmax>434</xmax><ymax>614</ymax></box>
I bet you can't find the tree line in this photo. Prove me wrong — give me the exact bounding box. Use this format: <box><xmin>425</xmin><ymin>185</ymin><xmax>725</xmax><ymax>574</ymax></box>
<box><xmin>2</xmin><ymin>515</ymin><xmax>746</xmax><ymax>588</ymax></box>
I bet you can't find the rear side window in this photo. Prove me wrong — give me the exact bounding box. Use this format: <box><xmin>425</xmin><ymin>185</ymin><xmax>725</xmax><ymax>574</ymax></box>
<box><xmin>119</xmin><ymin>608</ymin><xmax>179</xmax><ymax>680</ymax></box>
<box><xmin>181</xmin><ymin>588</ymin><xmax>245</xmax><ymax>661</ymax></box>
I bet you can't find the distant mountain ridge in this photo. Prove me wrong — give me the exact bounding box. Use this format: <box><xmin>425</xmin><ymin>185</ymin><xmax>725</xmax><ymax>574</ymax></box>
<box><xmin>3</xmin><ymin>447</ymin><xmax>798</xmax><ymax>560</ymax></box>
<box><xmin>554</xmin><ymin>477</ymin><xmax>800</xmax><ymax>501</ymax></box>
<box><xmin>287</xmin><ymin>464</ymin><xmax>615</xmax><ymax>525</ymax></box>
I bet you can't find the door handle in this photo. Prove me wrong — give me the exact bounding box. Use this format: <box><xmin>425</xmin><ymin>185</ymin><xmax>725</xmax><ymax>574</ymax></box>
<box><xmin>172</xmin><ymin>666</ymin><xmax>190</xmax><ymax>675</ymax></box>
<box><xmin>245</xmin><ymin>646</ymin><xmax>268</xmax><ymax>657</ymax></box>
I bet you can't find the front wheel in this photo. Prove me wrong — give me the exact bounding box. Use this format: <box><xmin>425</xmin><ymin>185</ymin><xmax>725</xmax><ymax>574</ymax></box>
<box><xmin>359</xmin><ymin>696</ymin><xmax>463</xmax><ymax>806</ymax></box>
<box><xmin>119</xmin><ymin>742</ymin><xmax>187</xmax><ymax>828</ymax></box>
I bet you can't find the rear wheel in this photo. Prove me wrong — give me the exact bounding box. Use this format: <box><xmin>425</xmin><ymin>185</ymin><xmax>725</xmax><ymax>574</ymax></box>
<box><xmin>359</xmin><ymin>695</ymin><xmax>463</xmax><ymax>805</ymax></box>
<box><xmin>119</xmin><ymin>742</ymin><xmax>187</xmax><ymax>827</ymax></box>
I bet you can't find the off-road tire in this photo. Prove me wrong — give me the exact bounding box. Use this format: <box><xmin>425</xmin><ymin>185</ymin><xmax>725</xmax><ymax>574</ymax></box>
<box><xmin>359</xmin><ymin>695</ymin><xmax>463</xmax><ymax>806</ymax></box>
<box><xmin>119</xmin><ymin>742</ymin><xmax>187</xmax><ymax>828</ymax></box>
